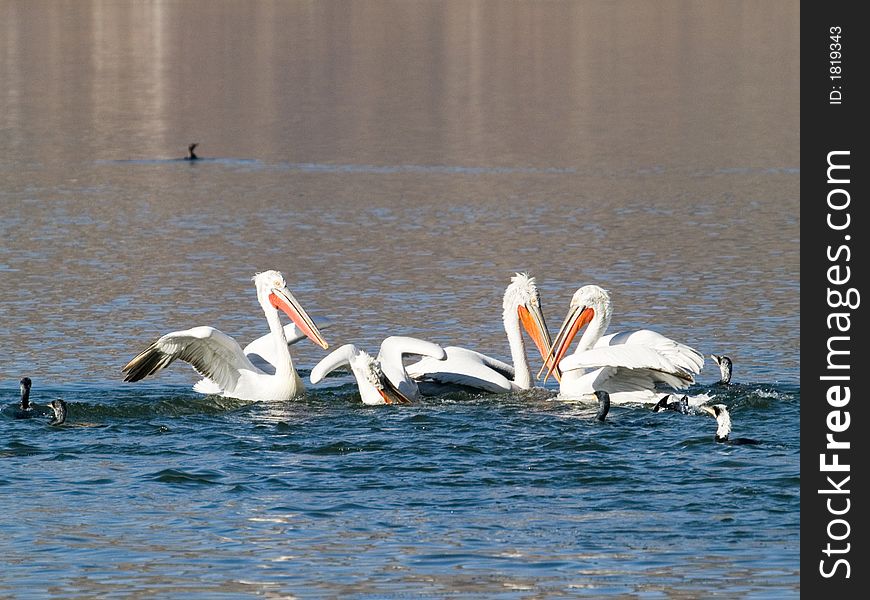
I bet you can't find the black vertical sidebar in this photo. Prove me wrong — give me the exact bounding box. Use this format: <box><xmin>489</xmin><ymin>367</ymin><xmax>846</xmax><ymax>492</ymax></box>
<box><xmin>802</xmin><ymin>1</ymin><xmax>867</xmax><ymax>596</ymax></box>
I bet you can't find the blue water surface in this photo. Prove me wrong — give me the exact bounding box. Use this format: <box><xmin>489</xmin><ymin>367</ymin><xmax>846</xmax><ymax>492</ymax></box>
<box><xmin>2</xmin><ymin>377</ymin><xmax>798</xmax><ymax>597</ymax></box>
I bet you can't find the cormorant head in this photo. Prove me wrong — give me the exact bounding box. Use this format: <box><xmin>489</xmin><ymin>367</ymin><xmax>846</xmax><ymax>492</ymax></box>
<box><xmin>702</xmin><ymin>404</ymin><xmax>732</xmax><ymax>441</ymax></box>
<box><xmin>710</xmin><ymin>354</ymin><xmax>733</xmax><ymax>384</ymax></box>
<box><xmin>653</xmin><ymin>394</ymin><xmax>670</xmax><ymax>412</ymax></box>
<box><xmin>594</xmin><ymin>390</ymin><xmax>610</xmax><ymax>421</ymax></box>
<box><xmin>49</xmin><ymin>399</ymin><xmax>67</xmax><ymax>426</ymax></box>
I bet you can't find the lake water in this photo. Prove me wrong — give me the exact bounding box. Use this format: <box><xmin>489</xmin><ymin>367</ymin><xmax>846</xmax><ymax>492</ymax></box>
<box><xmin>1</xmin><ymin>1</ymin><xmax>799</xmax><ymax>597</ymax></box>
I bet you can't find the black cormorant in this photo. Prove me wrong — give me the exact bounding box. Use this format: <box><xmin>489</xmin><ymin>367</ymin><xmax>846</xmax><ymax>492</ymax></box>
<box><xmin>710</xmin><ymin>354</ymin><xmax>732</xmax><ymax>385</ymax></box>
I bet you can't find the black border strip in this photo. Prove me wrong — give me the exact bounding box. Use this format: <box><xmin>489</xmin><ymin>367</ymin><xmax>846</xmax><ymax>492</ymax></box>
<box><xmin>802</xmin><ymin>2</ymin><xmax>867</xmax><ymax>595</ymax></box>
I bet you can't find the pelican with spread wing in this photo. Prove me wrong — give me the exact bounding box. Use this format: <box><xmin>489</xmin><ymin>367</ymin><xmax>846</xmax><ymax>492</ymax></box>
<box><xmin>122</xmin><ymin>270</ymin><xmax>328</xmax><ymax>401</ymax></box>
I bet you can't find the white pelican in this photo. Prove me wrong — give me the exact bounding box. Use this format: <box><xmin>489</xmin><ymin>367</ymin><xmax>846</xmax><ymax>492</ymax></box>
<box><xmin>542</xmin><ymin>285</ymin><xmax>704</xmax><ymax>404</ymax></box>
<box><xmin>122</xmin><ymin>270</ymin><xmax>329</xmax><ymax>401</ymax></box>
<box><xmin>310</xmin><ymin>336</ymin><xmax>445</xmax><ymax>405</ymax></box>
<box><xmin>406</xmin><ymin>273</ymin><xmax>554</xmax><ymax>394</ymax></box>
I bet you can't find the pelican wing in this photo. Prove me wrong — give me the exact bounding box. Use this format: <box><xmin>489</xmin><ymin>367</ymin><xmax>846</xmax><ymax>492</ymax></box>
<box><xmin>243</xmin><ymin>323</ymin><xmax>303</xmax><ymax>374</ymax></box>
<box><xmin>377</xmin><ymin>336</ymin><xmax>446</xmax><ymax>400</ymax></box>
<box><xmin>244</xmin><ymin>317</ymin><xmax>333</xmax><ymax>373</ymax></box>
<box><xmin>407</xmin><ymin>346</ymin><xmax>515</xmax><ymax>394</ymax></box>
<box><xmin>310</xmin><ymin>344</ymin><xmax>360</xmax><ymax>384</ymax></box>
<box><xmin>595</xmin><ymin>330</ymin><xmax>704</xmax><ymax>375</ymax></box>
<box><xmin>560</xmin><ymin>345</ymin><xmax>692</xmax><ymax>381</ymax></box>
<box><xmin>560</xmin><ymin>330</ymin><xmax>704</xmax><ymax>392</ymax></box>
<box><xmin>123</xmin><ymin>326</ymin><xmax>256</xmax><ymax>391</ymax></box>
<box><xmin>591</xmin><ymin>366</ymin><xmax>692</xmax><ymax>393</ymax></box>
<box><xmin>377</xmin><ymin>336</ymin><xmax>445</xmax><ymax>363</ymax></box>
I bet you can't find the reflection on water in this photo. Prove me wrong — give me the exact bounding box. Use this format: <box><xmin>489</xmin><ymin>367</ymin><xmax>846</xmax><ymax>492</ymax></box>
<box><xmin>1</xmin><ymin>0</ymin><xmax>798</xmax><ymax>597</ymax></box>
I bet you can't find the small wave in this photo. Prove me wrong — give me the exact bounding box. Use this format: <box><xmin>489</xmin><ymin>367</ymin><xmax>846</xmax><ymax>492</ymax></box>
<box><xmin>147</xmin><ymin>468</ymin><xmax>225</xmax><ymax>485</ymax></box>
<box><xmin>0</xmin><ymin>441</ymin><xmax>43</xmax><ymax>458</ymax></box>
<box><xmin>276</xmin><ymin>161</ymin><xmax>576</xmax><ymax>175</ymax></box>
<box><xmin>747</xmin><ymin>388</ymin><xmax>793</xmax><ymax>401</ymax></box>
<box><xmin>52</xmin><ymin>395</ymin><xmax>254</xmax><ymax>423</ymax></box>
<box><xmin>45</xmin><ymin>453</ymin><xmax>79</xmax><ymax>462</ymax></box>
<box><xmin>307</xmin><ymin>440</ymin><xmax>387</xmax><ymax>455</ymax></box>
<box><xmin>96</xmin><ymin>158</ymin><xmax>574</xmax><ymax>175</ymax></box>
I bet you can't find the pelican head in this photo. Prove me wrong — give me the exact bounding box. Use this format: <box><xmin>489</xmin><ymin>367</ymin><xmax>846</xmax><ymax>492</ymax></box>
<box><xmin>350</xmin><ymin>351</ymin><xmax>412</xmax><ymax>406</ymax></box>
<box><xmin>311</xmin><ymin>345</ymin><xmax>412</xmax><ymax>406</ymax></box>
<box><xmin>701</xmin><ymin>404</ymin><xmax>732</xmax><ymax>441</ymax></box>
<box><xmin>502</xmin><ymin>273</ymin><xmax>555</xmax><ymax>378</ymax></box>
<box><xmin>543</xmin><ymin>285</ymin><xmax>612</xmax><ymax>381</ymax></box>
<box><xmin>252</xmin><ymin>270</ymin><xmax>328</xmax><ymax>349</ymax></box>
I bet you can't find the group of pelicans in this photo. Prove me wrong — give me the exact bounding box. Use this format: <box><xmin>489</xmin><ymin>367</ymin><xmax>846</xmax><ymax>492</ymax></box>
<box><xmin>9</xmin><ymin>269</ymin><xmax>750</xmax><ymax>443</ymax></box>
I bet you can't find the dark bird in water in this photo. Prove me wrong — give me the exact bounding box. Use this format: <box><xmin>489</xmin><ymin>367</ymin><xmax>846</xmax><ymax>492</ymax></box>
<box><xmin>6</xmin><ymin>377</ymin><xmax>50</xmax><ymax>420</ymax></box>
<box><xmin>653</xmin><ymin>394</ymin><xmax>689</xmax><ymax>414</ymax></box>
<box><xmin>48</xmin><ymin>399</ymin><xmax>67</xmax><ymax>426</ymax></box>
<box><xmin>710</xmin><ymin>354</ymin><xmax>732</xmax><ymax>385</ymax></box>
<box><xmin>594</xmin><ymin>390</ymin><xmax>610</xmax><ymax>422</ymax></box>
<box><xmin>701</xmin><ymin>404</ymin><xmax>759</xmax><ymax>445</ymax></box>
<box><xmin>19</xmin><ymin>377</ymin><xmax>32</xmax><ymax>410</ymax></box>
<box><xmin>12</xmin><ymin>377</ymin><xmax>33</xmax><ymax>418</ymax></box>
<box><xmin>185</xmin><ymin>143</ymin><xmax>199</xmax><ymax>160</ymax></box>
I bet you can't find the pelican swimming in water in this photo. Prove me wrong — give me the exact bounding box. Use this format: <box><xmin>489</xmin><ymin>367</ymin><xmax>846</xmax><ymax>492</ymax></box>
<box><xmin>542</xmin><ymin>285</ymin><xmax>704</xmax><ymax>404</ymax></box>
<box><xmin>122</xmin><ymin>270</ymin><xmax>329</xmax><ymax>401</ymax></box>
<box><xmin>311</xmin><ymin>336</ymin><xmax>445</xmax><ymax>405</ymax></box>
<box><xmin>710</xmin><ymin>354</ymin><xmax>733</xmax><ymax>385</ymax></box>
<box><xmin>406</xmin><ymin>273</ymin><xmax>554</xmax><ymax>394</ymax></box>
<box><xmin>701</xmin><ymin>404</ymin><xmax>759</xmax><ymax>445</ymax></box>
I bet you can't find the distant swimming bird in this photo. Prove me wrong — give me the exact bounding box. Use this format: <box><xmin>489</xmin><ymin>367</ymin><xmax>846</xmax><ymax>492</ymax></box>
<box><xmin>542</xmin><ymin>285</ymin><xmax>704</xmax><ymax>404</ymax></box>
<box><xmin>710</xmin><ymin>354</ymin><xmax>732</xmax><ymax>384</ymax></box>
<box><xmin>311</xmin><ymin>336</ymin><xmax>445</xmax><ymax>405</ymax></box>
<box><xmin>653</xmin><ymin>394</ymin><xmax>689</xmax><ymax>414</ymax></box>
<box><xmin>594</xmin><ymin>390</ymin><xmax>610</xmax><ymax>422</ymax></box>
<box><xmin>407</xmin><ymin>273</ymin><xmax>554</xmax><ymax>394</ymax></box>
<box><xmin>122</xmin><ymin>270</ymin><xmax>329</xmax><ymax>401</ymax></box>
<box><xmin>185</xmin><ymin>143</ymin><xmax>199</xmax><ymax>160</ymax></box>
<box><xmin>701</xmin><ymin>404</ymin><xmax>759</xmax><ymax>445</ymax></box>
<box><xmin>48</xmin><ymin>399</ymin><xmax>67</xmax><ymax>426</ymax></box>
